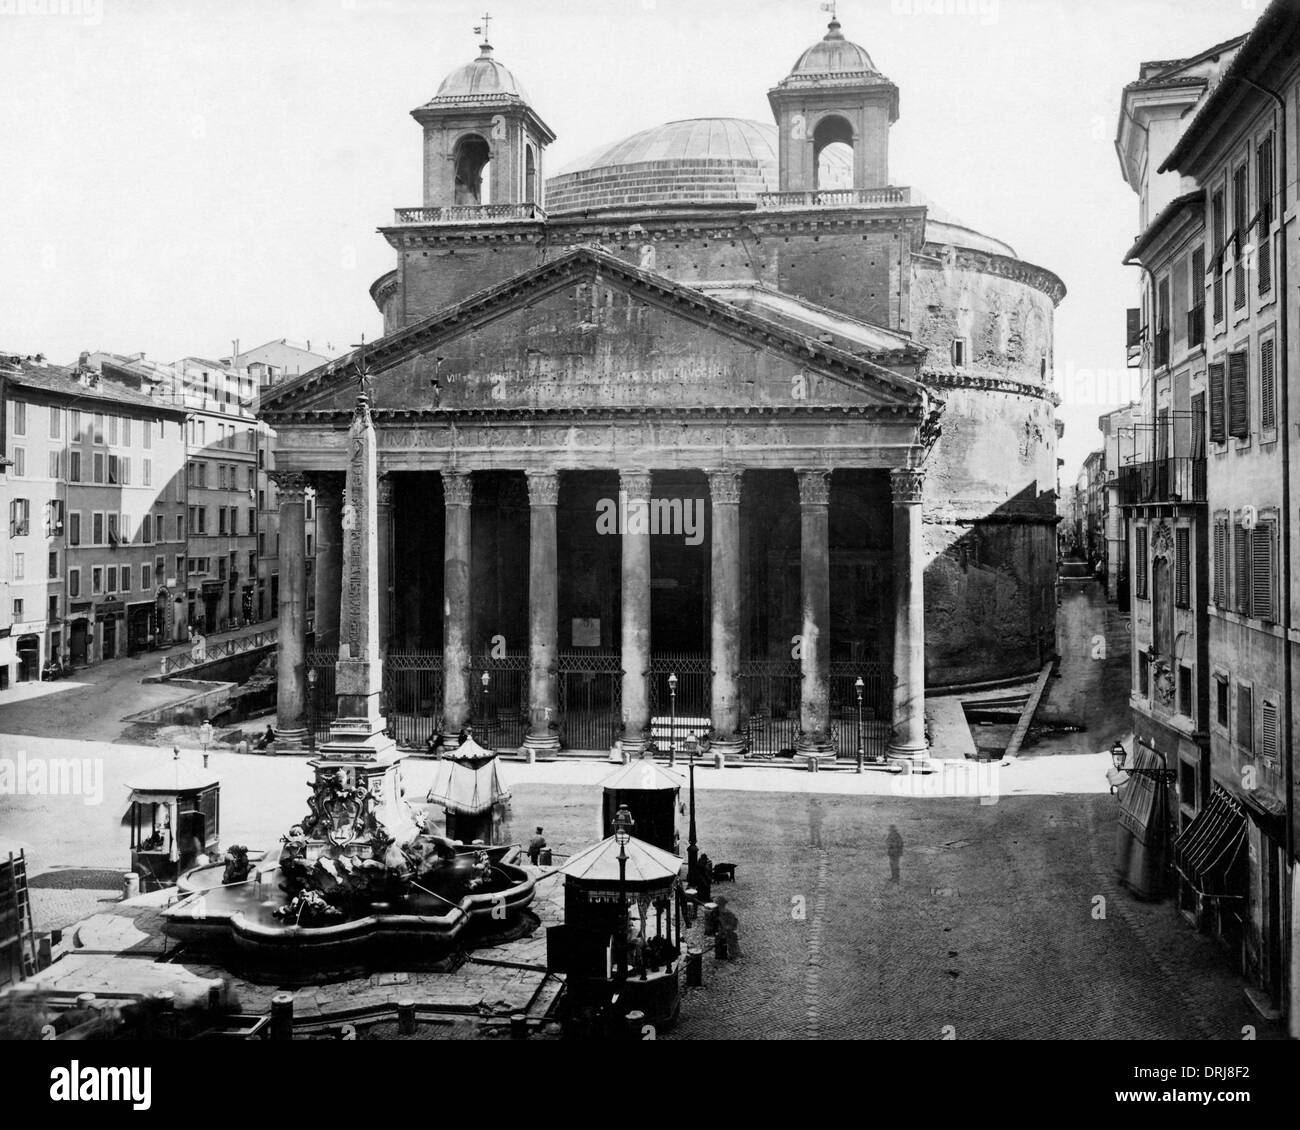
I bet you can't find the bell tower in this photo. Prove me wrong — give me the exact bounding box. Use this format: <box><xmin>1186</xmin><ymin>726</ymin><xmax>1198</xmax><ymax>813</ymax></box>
<box><xmin>767</xmin><ymin>17</ymin><xmax>899</xmax><ymax>194</ymax></box>
<box><xmin>411</xmin><ymin>23</ymin><xmax>556</xmax><ymax>210</ymax></box>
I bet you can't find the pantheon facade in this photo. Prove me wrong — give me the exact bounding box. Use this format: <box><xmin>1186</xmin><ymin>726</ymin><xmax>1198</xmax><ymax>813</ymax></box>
<box><xmin>261</xmin><ymin>18</ymin><xmax>1065</xmax><ymax>762</ymax></box>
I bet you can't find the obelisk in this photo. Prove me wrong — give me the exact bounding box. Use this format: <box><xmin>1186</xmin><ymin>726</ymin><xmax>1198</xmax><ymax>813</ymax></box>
<box><xmin>313</xmin><ymin>385</ymin><xmax>418</xmax><ymax>847</ymax></box>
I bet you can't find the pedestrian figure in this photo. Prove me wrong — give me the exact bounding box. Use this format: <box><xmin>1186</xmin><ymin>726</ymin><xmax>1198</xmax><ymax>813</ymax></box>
<box><xmin>886</xmin><ymin>824</ymin><xmax>903</xmax><ymax>882</ymax></box>
<box><xmin>808</xmin><ymin>797</ymin><xmax>824</xmax><ymax>848</ymax></box>
<box><xmin>527</xmin><ymin>826</ymin><xmax>547</xmax><ymax>866</ymax></box>
<box><xmin>255</xmin><ymin>725</ymin><xmax>275</xmax><ymax>751</ymax></box>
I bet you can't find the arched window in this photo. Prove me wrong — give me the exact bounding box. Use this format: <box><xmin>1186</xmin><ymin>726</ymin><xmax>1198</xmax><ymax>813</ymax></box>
<box><xmin>454</xmin><ymin>134</ymin><xmax>492</xmax><ymax>205</ymax></box>
<box><xmin>524</xmin><ymin>144</ymin><xmax>537</xmax><ymax>204</ymax></box>
<box><xmin>813</xmin><ymin>115</ymin><xmax>854</xmax><ymax>192</ymax></box>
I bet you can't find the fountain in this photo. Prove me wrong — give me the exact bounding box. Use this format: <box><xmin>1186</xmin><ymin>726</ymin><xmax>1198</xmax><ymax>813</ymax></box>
<box><xmin>163</xmin><ymin>381</ymin><xmax>536</xmax><ymax>981</ymax></box>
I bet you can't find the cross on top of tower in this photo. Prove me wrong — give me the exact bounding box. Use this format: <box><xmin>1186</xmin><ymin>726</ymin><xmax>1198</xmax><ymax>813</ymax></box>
<box><xmin>820</xmin><ymin>1</ymin><xmax>837</xmax><ymax>23</ymax></box>
<box><xmin>473</xmin><ymin>11</ymin><xmax>492</xmax><ymax>48</ymax></box>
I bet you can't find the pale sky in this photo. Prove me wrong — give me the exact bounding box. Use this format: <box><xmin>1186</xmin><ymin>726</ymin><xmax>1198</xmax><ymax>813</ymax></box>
<box><xmin>0</xmin><ymin>0</ymin><xmax>1259</xmax><ymax>477</ymax></box>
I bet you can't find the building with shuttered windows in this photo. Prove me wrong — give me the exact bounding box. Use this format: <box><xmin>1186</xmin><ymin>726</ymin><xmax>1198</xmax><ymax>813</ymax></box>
<box><xmin>1150</xmin><ymin>0</ymin><xmax>1300</xmax><ymax>1030</ymax></box>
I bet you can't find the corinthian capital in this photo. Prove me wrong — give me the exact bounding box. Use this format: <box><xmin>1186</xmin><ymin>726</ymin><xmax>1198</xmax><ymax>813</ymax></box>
<box><xmin>795</xmin><ymin>468</ymin><xmax>831</xmax><ymax>507</ymax></box>
<box><xmin>890</xmin><ymin>467</ymin><xmax>925</xmax><ymax>505</ymax></box>
<box><xmin>619</xmin><ymin>469</ymin><xmax>653</xmax><ymax>502</ymax></box>
<box><xmin>526</xmin><ymin>470</ymin><xmax>560</xmax><ymax>507</ymax></box>
<box><xmin>442</xmin><ymin>470</ymin><xmax>473</xmax><ymax>507</ymax></box>
<box><xmin>268</xmin><ymin>470</ymin><xmax>308</xmax><ymax>501</ymax></box>
<box><xmin>706</xmin><ymin>467</ymin><xmax>743</xmax><ymax>506</ymax></box>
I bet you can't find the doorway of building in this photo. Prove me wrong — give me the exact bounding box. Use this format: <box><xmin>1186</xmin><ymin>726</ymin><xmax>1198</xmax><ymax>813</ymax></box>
<box><xmin>15</xmin><ymin>636</ymin><xmax>39</xmax><ymax>683</ymax></box>
<box><xmin>70</xmin><ymin>619</ymin><xmax>88</xmax><ymax>667</ymax></box>
<box><xmin>102</xmin><ymin>618</ymin><xmax>117</xmax><ymax>661</ymax></box>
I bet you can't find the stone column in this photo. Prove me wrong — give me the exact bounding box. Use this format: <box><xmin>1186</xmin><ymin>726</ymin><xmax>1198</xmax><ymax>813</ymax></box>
<box><xmin>619</xmin><ymin>469</ymin><xmax>653</xmax><ymax>758</ymax></box>
<box><xmin>796</xmin><ymin>468</ymin><xmax>834</xmax><ymax>762</ymax></box>
<box><xmin>889</xmin><ymin>468</ymin><xmax>928</xmax><ymax>760</ymax></box>
<box><xmin>310</xmin><ymin>474</ymin><xmax>344</xmax><ymax>651</ymax></box>
<box><xmin>376</xmin><ymin>473</ymin><xmax>395</xmax><ymax>654</ymax></box>
<box><xmin>440</xmin><ymin>470</ymin><xmax>473</xmax><ymax>749</ymax></box>
<box><xmin>707</xmin><ymin>468</ymin><xmax>745</xmax><ymax>759</ymax></box>
<box><xmin>271</xmin><ymin>471</ymin><xmax>309</xmax><ymax>750</ymax></box>
<box><xmin>524</xmin><ymin>470</ymin><xmax>562</xmax><ymax>757</ymax></box>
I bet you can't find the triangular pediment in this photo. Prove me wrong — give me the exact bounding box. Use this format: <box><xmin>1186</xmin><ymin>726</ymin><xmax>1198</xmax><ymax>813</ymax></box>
<box><xmin>262</xmin><ymin>247</ymin><xmax>926</xmax><ymax>420</ymax></box>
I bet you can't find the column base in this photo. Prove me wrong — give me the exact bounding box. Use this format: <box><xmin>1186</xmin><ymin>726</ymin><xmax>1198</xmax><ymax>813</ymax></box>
<box><xmin>794</xmin><ymin>731</ymin><xmax>836</xmax><ymax>767</ymax></box>
<box><xmin>887</xmin><ymin>741</ymin><xmax>933</xmax><ymax>772</ymax></box>
<box><xmin>431</xmin><ymin>730</ymin><xmax>467</xmax><ymax>757</ymax></box>
<box><xmin>709</xmin><ymin>735</ymin><xmax>747</xmax><ymax>762</ymax></box>
<box><xmin>273</xmin><ymin>727</ymin><xmax>308</xmax><ymax>753</ymax></box>
<box><xmin>522</xmin><ymin>731</ymin><xmax>561</xmax><ymax>760</ymax></box>
<box><xmin>619</xmin><ymin>736</ymin><xmax>647</xmax><ymax>760</ymax></box>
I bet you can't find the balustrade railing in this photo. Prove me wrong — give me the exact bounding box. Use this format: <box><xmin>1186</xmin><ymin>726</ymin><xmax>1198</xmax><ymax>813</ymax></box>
<box><xmin>159</xmin><ymin>629</ymin><xmax>277</xmax><ymax>676</ymax></box>
<box><xmin>392</xmin><ymin>202</ymin><xmax>547</xmax><ymax>225</ymax></box>
<box><xmin>756</xmin><ymin>187</ymin><xmax>911</xmax><ymax>210</ymax></box>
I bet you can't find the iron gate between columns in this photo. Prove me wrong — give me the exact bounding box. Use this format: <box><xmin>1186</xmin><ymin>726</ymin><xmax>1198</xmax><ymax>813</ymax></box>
<box><xmin>830</xmin><ymin>660</ymin><xmax>890</xmax><ymax>761</ymax></box>
<box><xmin>738</xmin><ymin>659</ymin><xmax>891</xmax><ymax>759</ymax></box>
<box><xmin>468</xmin><ymin>653</ymin><xmax>529</xmax><ymax>751</ymax></box>
<box><xmin>311</xmin><ymin>651</ymin><xmax>449</xmax><ymax>752</ymax></box>
<box><xmin>739</xmin><ymin>659</ymin><xmax>801</xmax><ymax>758</ymax></box>
<box><xmin>558</xmin><ymin>652</ymin><xmax>622</xmax><ymax>751</ymax></box>
<box><xmin>649</xmin><ymin>652</ymin><xmax>712</xmax><ymax>750</ymax></box>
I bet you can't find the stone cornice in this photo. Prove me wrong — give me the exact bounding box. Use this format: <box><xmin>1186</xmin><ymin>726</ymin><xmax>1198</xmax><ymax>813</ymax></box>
<box><xmin>381</xmin><ymin>206</ymin><xmax>929</xmax><ymax>251</ymax></box>
<box><xmin>919</xmin><ymin>242</ymin><xmax>1067</xmax><ymax>306</ymax></box>
<box><xmin>262</xmin><ymin>402</ymin><xmax>927</xmax><ymax>428</ymax></box>
<box><xmin>921</xmin><ymin>368</ymin><xmax>1057</xmax><ymax>403</ymax></box>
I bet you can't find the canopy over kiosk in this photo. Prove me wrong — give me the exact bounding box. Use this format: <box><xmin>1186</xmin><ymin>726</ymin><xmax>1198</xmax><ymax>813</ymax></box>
<box><xmin>553</xmin><ymin>830</ymin><xmax>684</xmax><ymax>1028</ymax></box>
<box><xmin>600</xmin><ymin>761</ymin><xmax>682</xmax><ymax>852</ymax></box>
<box><xmin>426</xmin><ymin>735</ymin><xmax>512</xmax><ymax>844</ymax></box>
<box><xmin>122</xmin><ymin>751</ymin><xmax>220</xmax><ymax>891</ymax></box>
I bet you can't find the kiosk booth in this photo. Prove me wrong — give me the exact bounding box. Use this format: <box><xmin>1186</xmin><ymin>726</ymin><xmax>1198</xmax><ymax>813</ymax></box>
<box><xmin>553</xmin><ymin>817</ymin><xmax>684</xmax><ymax>1030</ymax></box>
<box><xmin>600</xmin><ymin>760</ymin><xmax>682</xmax><ymax>853</ymax></box>
<box><xmin>426</xmin><ymin>735</ymin><xmax>512</xmax><ymax>845</ymax></box>
<box><xmin>122</xmin><ymin>751</ymin><xmax>220</xmax><ymax>891</ymax></box>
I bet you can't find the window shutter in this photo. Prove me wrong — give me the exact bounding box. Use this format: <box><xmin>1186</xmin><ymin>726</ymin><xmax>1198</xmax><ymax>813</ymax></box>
<box><xmin>1135</xmin><ymin>527</ymin><xmax>1149</xmax><ymax>598</ymax></box>
<box><xmin>1227</xmin><ymin>351</ymin><xmax>1249</xmax><ymax>438</ymax></box>
<box><xmin>1234</xmin><ymin>523</ymin><xmax>1252</xmax><ymax>614</ymax></box>
<box><xmin>1260</xmin><ymin>700</ymin><xmax>1278</xmax><ymax>760</ymax></box>
<box><xmin>1260</xmin><ymin>338</ymin><xmax>1276</xmax><ymax>431</ymax></box>
<box><xmin>1191</xmin><ymin>392</ymin><xmax>1206</xmax><ymax>457</ymax></box>
<box><xmin>1213</xmin><ymin>522</ymin><xmax>1225</xmax><ymax>606</ymax></box>
<box><xmin>1175</xmin><ymin>527</ymin><xmax>1190</xmax><ymax>608</ymax></box>
<box><xmin>1251</xmin><ymin>521</ymin><xmax>1274</xmax><ymax>621</ymax></box>
<box><xmin>1209</xmin><ymin>363</ymin><xmax>1226</xmax><ymax>442</ymax></box>
<box><xmin>1238</xmin><ymin>685</ymin><xmax>1254</xmax><ymax>751</ymax></box>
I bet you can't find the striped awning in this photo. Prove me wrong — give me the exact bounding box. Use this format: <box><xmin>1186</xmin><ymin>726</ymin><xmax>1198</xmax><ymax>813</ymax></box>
<box><xmin>1117</xmin><ymin>744</ymin><xmax>1164</xmax><ymax>844</ymax></box>
<box><xmin>1174</xmin><ymin>786</ymin><xmax>1246</xmax><ymax>899</ymax></box>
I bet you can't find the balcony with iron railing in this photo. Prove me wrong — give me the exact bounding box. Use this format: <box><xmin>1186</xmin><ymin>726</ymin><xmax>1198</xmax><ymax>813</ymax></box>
<box><xmin>392</xmin><ymin>202</ymin><xmax>547</xmax><ymax>225</ymax></box>
<box><xmin>756</xmin><ymin>187</ymin><xmax>912</xmax><ymax>210</ymax></box>
<box><xmin>1116</xmin><ymin>457</ymin><xmax>1206</xmax><ymax>506</ymax></box>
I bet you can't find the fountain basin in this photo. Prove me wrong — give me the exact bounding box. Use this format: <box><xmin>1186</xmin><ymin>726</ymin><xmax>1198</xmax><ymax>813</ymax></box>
<box><xmin>162</xmin><ymin>850</ymin><xmax>537</xmax><ymax>983</ymax></box>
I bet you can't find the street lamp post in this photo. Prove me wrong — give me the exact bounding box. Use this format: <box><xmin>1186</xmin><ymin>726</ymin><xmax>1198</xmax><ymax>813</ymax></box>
<box><xmin>687</xmin><ymin>730</ymin><xmax>699</xmax><ymax>885</ymax></box>
<box><xmin>667</xmin><ymin>672</ymin><xmax>678</xmax><ymax>767</ymax></box>
<box><xmin>855</xmin><ymin>676</ymin><xmax>865</xmax><ymax>773</ymax></box>
<box><xmin>480</xmin><ymin>669</ymin><xmax>490</xmax><ymax>726</ymax></box>
<box><xmin>306</xmin><ymin>666</ymin><xmax>318</xmax><ymax>751</ymax></box>
<box><xmin>613</xmin><ymin>804</ymin><xmax>633</xmax><ymax>986</ymax></box>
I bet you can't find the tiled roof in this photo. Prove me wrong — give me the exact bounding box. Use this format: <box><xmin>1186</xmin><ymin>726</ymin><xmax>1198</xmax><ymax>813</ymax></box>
<box><xmin>1160</xmin><ymin>2</ymin><xmax>1295</xmax><ymax>173</ymax></box>
<box><xmin>0</xmin><ymin>355</ymin><xmax>186</xmax><ymax>416</ymax></box>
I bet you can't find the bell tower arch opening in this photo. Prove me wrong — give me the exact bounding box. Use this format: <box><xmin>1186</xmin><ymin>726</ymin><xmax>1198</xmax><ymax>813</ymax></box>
<box><xmin>410</xmin><ymin>35</ymin><xmax>556</xmax><ymax>212</ymax></box>
<box><xmin>767</xmin><ymin>17</ymin><xmax>899</xmax><ymax>195</ymax></box>
<box><xmin>813</xmin><ymin>114</ymin><xmax>854</xmax><ymax>191</ymax></box>
<box><xmin>454</xmin><ymin>133</ymin><xmax>493</xmax><ymax>205</ymax></box>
